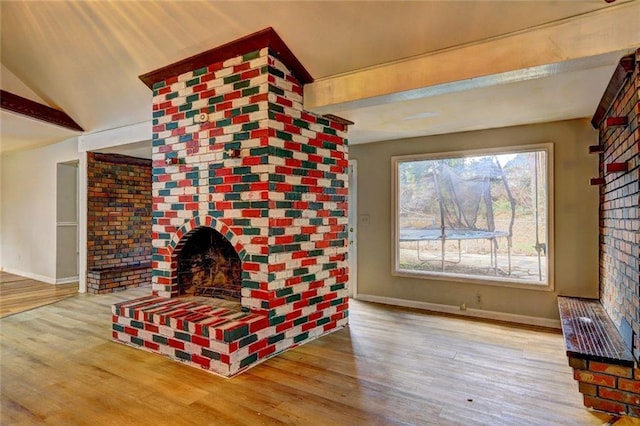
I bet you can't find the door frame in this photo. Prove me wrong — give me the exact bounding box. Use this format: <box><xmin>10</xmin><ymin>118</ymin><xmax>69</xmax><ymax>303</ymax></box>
<box><xmin>348</xmin><ymin>159</ymin><xmax>358</xmax><ymax>299</ymax></box>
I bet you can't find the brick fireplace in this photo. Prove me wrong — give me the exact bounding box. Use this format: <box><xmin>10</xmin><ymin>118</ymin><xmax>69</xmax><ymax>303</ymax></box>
<box><xmin>112</xmin><ymin>28</ymin><xmax>349</xmax><ymax>377</ymax></box>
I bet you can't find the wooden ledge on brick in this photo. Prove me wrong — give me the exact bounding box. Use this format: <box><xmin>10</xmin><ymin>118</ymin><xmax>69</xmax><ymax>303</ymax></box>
<box><xmin>606</xmin><ymin>162</ymin><xmax>629</xmax><ymax>173</ymax></box>
<box><xmin>588</xmin><ymin>145</ymin><xmax>605</xmax><ymax>154</ymax></box>
<box><xmin>558</xmin><ymin>296</ymin><xmax>640</xmax><ymax>417</ymax></box>
<box><xmin>605</xmin><ymin>116</ymin><xmax>629</xmax><ymax>129</ymax></box>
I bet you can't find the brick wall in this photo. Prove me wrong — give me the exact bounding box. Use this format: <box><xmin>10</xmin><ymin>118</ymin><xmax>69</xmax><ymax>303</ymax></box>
<box><xmin>598</xmin><ymin>51</ymin><xmax>640</xmax><ymax>360</ymax></box>
<box><xmin>113</xmin><ymin>36</ymin><xmax>349</xmax><ymax>376</ymax></box>
<box><xmin>569</xmin><ymin>356</ymin><xmax>640</xmax><ymax>416</ymax></box>
<box><xmin>87</xmin><ymin>152</ymin><xmax>152</xmax><ymax>293</ymax></box>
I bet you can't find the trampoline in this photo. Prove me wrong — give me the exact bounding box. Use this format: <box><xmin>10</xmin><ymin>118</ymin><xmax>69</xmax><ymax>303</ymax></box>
<box><xmin>399</xmin><ymin>156</ymin><xmax>515</xmax><ymax>275</ymax></box>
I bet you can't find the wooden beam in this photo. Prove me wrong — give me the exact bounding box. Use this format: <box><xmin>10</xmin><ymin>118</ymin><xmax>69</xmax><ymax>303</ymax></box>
<box><xmin>139</xmin><ymin>27</ymin><xmax>313</xmax><ymax>89</ymax></box>
<box><xmin>0</xmin><ymin>90</ymin><xmax>83</xmax><ymax>132</ymax></box>
<box><xmin>591</xmin><ymin>54</ymin><xmax>636</xmax><ymax>129</ymax></box>
<box><xmin>305</xmin><ymin>2</ymin><xmax>640</xmax><ymax>114</ymax></box>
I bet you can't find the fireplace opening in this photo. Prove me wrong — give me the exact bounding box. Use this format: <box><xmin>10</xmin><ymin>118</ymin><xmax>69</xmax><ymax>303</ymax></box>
<box><xmin>177</xmin><ymin>227</ymin><xmax>242</xmax><ymax>300</ymax></box>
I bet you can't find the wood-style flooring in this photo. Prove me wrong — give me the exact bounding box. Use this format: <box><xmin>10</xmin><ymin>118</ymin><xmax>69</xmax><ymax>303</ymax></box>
<box><xmin>0</xmin><ymin>283</ymin><xmax>627</xmax><ymax>425</ymax></box>
<box><xmin>0</xmin><ymin>271</ymin><xmax>78</xmax><ymax>318</ymax></box>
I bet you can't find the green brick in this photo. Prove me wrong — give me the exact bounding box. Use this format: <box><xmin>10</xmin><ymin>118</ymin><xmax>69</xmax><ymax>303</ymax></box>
<box><xmin>193</xmin><ymin>66</ymin><xmax>208</xmax><ymax>77</ymax></box>
<box><xmin>131</xmin><ymin>320</ymin><xmax>144</xmax><ymax>329</ymax></box>
<box><xmin>276</xmin><ymin>287</ymin><xmax>294</xmax><ymax>297</ymax></box>
<box><xmin>268</xmin><ymin>333</ymin><xmax>285</xmax><ymax>344</ymax></box>
<box><xmin>175</xmin><ymin>350</ymin><xmax>191</xmax><ymax>361</ymax></box>
<box><xmin>239</xmin><ymin>334</ymin><xmax>258</xmax><ymax>348</ymax></box>
<box><xmin>242</xmin><ymin>104</ymin><xmax>260</xmax><ymax>114</ymax></box>
<box><xmin>240</xmin><ymin>353</ymin><xmax>258</xmax><ymax>368</ymax></box>
<box><xmin>293</xmin><ymin>119</ymin><xmax>309</xmax><ymax>129</ymax></box>
<box><xmin>286</xmin><ymin>293</ymin><xmax>302</xmax><ymax>304</ymax></box>
<box><xmin>294</xmin><ymin>332</ymin><xmax>308</xmax><ymax>343</ymax></box>
<box><xmin>242</xmin><ymin>50</ymin><xmax>261</xmax><ymax>61</ymax></box>
<box><xmin>112</xmin><ymin>323</ymin><xmax>125</xmax><ymax>333</ymax></box>
<box><xmin>268</xmin><ymin>102</ymin><xmax>284</xmax><ymax>113</ymax></box>
<box><xmin>309</xmin><ymin>296</ymin><xmax>324</xmax><ymax>305</ymax></box>
<box><xmin>243</xmin><ymin>280</ymin><xmax>261</xmax><ymax>289</ymax></box>
<box><xmin>153</xmin><ymin>335</ymin><xmax>168</xmax><ymax>345</ymax></box>
<box><xmin>186</xmin><ymin>77</ymin><xmax>200</xmax><ymax>87</ymax></box>
<box><xmin>268</xmin><ymin>84</ymin><xmax>284</xmax><ymax>95</ymax></box>
<box><xmin>293</xmin><ymin>316</ymin><xmax>307</xmax><ymax>326</ymax></box>
<box><xmin>209</xmin><ymin>94</ymin><xmax>225</xmax><ymax>105</ymax></box>
<box><xmin>242</xmin><ymin>86</ymin><xmax>260</xmax><ymax>97</ymax></box>
<box><xmin>317</xmin><ymin>317</ymin><xmax>331</xmax><ymax>326</ymax></box>
<box><xmin>201</xmin><ymin>348</ymin><xmax>221</xmax><ymax>360</ymax></box>
<box><xmin>301</xmin><ymin>144</ymin><xmax>316</xmax><ymax>154</ymax></box>
<box><xmin>223</xmin><ymin>324</ymin><xmax>249</xmax><ymax>342</ymax></box>
<box><xmin>276</xmin><ymin>130</ymin><xmax>292</xmax><ymax>141</ymax></box>
<box><xmin>174</xmin><ymin>331</ymin><xmax>191</xmax><ymax>342</ymax></box>
<box><xmin>131</xmin><ymin>337</ymin><xmax>144</xmax><ymax>346</ymax></box>
<box><xmin>242</xmin><ymin>121</ymin><xmax>260</xmax><ymax>131</ymax></box>
<box><xmin>223</xmin><ymin>74</ymin><xmax>241</xmax><ymax>84</ymax></box>
<box><xmin>234</xmin><ymin>80</ymin><xmax>251</xmax><ymax>90</ymax></box>
<box><xmin>293</xmin><ymin>267</ymin><xmax>309</xmax><ymax>276</ymax></box>
<box><xmin>270</xmin><ymin>315</ymin><xmax>286</xmax><ymax>326</ymax></box>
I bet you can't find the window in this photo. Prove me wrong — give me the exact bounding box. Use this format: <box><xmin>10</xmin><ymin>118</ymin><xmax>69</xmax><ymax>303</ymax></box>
<box><xmin>392</xmin><ymin>144</ymin><xmax>552</xmax><ymax>288</ymax></box>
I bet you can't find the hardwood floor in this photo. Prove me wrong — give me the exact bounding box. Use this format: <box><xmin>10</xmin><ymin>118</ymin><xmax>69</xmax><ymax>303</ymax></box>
<box><xmin>0</xmin><ymin>271</ymin><xmax>78</xmax><ymax>318</ymax></box>
<box><xmin>0</xmin><ymin>285</ymin><xmax>623</xmax><ymax>425</ymax></box>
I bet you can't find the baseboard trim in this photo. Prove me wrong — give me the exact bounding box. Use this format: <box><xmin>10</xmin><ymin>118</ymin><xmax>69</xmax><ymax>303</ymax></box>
<box><xmin>354</xmin><ymin>293</ymin><xmax>561</xmax><ymax>329</ymax></box>
<box><xmin>56</xmin><ymin>276</ymin><xmax>79</xmax><ymax>285</ymax></box>
<box><xmin>1</xmin><ymin>267</ymin><xmax>57</xmax><ymax>284</ymax></box>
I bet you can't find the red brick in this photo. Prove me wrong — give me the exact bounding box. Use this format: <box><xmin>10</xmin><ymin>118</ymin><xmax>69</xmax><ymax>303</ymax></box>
<box><xmin>258</xmin><ymin>345</ymin><xmax>276</xmax><ymax>359</ymax></box>
<box><xmin>578</xmin><ymin>382</ymin><xmax>597</xmax><ymax>396</ymax></box>
<box><xmin>168</xmin><ymin>338</ymin><xmax>184</xmax><ymax>350</ymax></box>
<box><xmin>574</xmin><ymin>370</ymin><xmax>616</xmax><ymax>387</ymax></box>
<box><xmin>583</xmin><ymin>395</ymin><xmax>626</xmax><ymax>414</ymax></box>
<box><xmin>569</xmin><ymin>357</ymin><xmax>587</xmax><ymax>369</ymax></box>
<box><xmin>191</xmin><ymin>353</ymin><xmax>211</xmax><ymax>369</ymax></box>
<box><xmin>599</xmin><ymin>387</ymin><xmax>640</xmax><ymax>405</ymax></box>
<box><xmin>249</xmin><ymin>339</ymin><xmax>268</xmax><ymax>353</ymax></box>
<box><xmin>589</xmin><ymin>361</ymin><xmax>633</xmax><ymax>378</ymax></box>
<box><xmin>191</xmin><ymin>334</ymin><xmax>210</xmax><ymax>348</ymax></box>
<box><xmin>144</xmin><ymin>323</ymin><xmax>159</xmax><ymax>333</ymax></box>
<box><xmin>144</xmin><ymin>340</ymin><xmax>159</xmax><ymax>351</ymax></box>
<box><xmin>619</xmin><ymin>378</ymin><xmax>640</xmax><ymax>394</ymax></box>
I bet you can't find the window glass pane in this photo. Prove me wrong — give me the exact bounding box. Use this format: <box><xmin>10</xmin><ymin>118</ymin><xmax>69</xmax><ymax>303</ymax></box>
<box><xmin>395</xmin><ymin>147</ymin><xmax>550</xmax><ymax>286</ymax></box>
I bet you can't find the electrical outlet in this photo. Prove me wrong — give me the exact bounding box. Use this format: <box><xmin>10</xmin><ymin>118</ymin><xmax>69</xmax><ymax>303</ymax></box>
<box><xmin>476</xmin><ymin>293</ymin><xmax>483</xmax><ymax>305</ymax></box>
<box><xmin>359</xmin><ymin>214</ymin><xmax>370</xmax><ymax>225</ymax></box>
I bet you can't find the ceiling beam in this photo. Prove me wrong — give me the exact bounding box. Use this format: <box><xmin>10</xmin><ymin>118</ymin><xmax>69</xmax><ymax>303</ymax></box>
<box><xmin>0</xmin><ymin>90</ymin><xmax>83</xmax><ymax>132</ymax></box>
<box><xmin>304</xmin><ymin>2</ymin><xmax>640</xmax><ymax>115</ymax></box>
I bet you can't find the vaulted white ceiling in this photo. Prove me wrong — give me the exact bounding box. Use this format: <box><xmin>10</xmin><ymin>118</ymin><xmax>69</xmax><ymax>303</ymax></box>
<box><xmin>1</xmin><ymin>1</ymin><xmax>639</xmax><ymax>154</ymax></box>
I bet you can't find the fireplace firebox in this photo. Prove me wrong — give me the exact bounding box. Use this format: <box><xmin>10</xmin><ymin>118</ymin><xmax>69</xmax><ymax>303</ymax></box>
<box><xmin>176</xmin><ymin>227</ymin><xmax>241</xmax><ymax>299</ymax></box>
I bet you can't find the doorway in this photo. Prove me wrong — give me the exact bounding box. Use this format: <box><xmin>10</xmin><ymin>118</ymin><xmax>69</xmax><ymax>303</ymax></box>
<box><xmin>56</xmin><ymin>161</ymin><xmax>79</xmax><ymax>283</ymax></box>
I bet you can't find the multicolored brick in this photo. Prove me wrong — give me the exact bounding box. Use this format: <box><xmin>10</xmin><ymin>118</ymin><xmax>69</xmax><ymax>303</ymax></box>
<box><xmin>113</xmin><ymin>36</ymin><xmax>349</xmax><ymax>376</ymax></box>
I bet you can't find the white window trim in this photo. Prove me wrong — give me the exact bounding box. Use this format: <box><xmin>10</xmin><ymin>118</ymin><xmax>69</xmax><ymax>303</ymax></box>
<box><xmin>391</xmin><ymin>143</ymin><xmax>554</xmax><ymax>291</ymax></box>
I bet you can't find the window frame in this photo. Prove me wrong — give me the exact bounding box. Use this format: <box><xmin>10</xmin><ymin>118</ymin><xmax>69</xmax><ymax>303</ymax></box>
<box><xmin>391</xmin><ymin>143</ymin><xmax>554</xmax><ymax>291</ymax></box>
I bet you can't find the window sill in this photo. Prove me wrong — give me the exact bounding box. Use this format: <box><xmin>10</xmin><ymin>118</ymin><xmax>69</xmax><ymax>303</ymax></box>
<box><xmin>393</xmin><ymin>268</ymin><xmax>554</xmax><ymax>291</ymax></box>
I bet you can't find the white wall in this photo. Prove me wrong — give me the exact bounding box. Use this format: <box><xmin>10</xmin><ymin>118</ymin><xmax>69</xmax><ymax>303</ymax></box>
<box><xmin>0</xmin><ymin>137</ymin><xmax>79</xmax><ymax>283</ymax></box>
